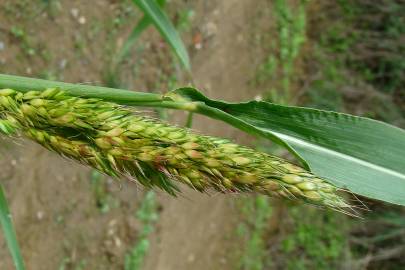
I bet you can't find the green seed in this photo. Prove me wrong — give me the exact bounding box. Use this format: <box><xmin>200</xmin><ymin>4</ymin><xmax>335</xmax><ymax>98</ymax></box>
<box><xmin>0</xmin><ymin>96</ymin><xmax>11</xmax><ymax>107</ymax></box>
<box><xmin>40</xmin><ymin>88</ymin><xmax>60</xmax><ymax>98</ymax></box>
<box><xmin>297</xmin><ymin>182</ymin><xmax>317</xmax><ymax>191</ymax></box>
<box><xmin>95</xmin><ymin>138</ymin><xmax>112</xmax><ymax>149</ymax></box>
<box><xmin>106</xmin><ymin>127</ymin><xmax>125</xmax><ymax>137</ymax></box>
<box><xmin>22</xmin><ymin>91</ymin><xmax>40</xmax><ymax>100</ymax></box>
<box><xmin>263</xmin><ymin>181</ymin><xmax>281</xmax><ymax>191</ymax></box>
<box><xmin>232</xmin><ymin>156</ymin><xmax>251</xmax><ymax>166</ymax></box>
<box><xmin>138</xmin><ymin>153</ymin><xmax>154</xmax><ymax>162</ymax></box>
<box><xmin>167</xmin><ymin>131</ymin><xmax>185</xmax><ymax>140</ymax></box>
<box><xmin>0</xmin><ymin>89</ymin><xmax>16</xmax><ymax>96</ymax></box>
<box><xmin>97</xmin><ymin>111</ymin><xmax>115</xmax><ymax>120</ymax></box>
<box><xmin>288</xmin><ymin>185</ymin><xmax>304</xmax><ymax>196</ymax></box>
<box><xmin>304</xmin><ymin>191</ymin><xmax>322</xmax><ymax>201</ymax></box>
<box><xmin>181</xmin><ymin>142</ymin><xmax>200</xmax><ymax>150</ymax></box>
<box><xmin>49</xmin><ymin>108</ymin><xmax>69</xmax><ymax>117</ymax></box>
<box><xmin>21</xmin><ymin>104</ymin><xmax>35</xmax><ymax>116</ymax></box>
<box><xmin>55</xmin><ymin>114</ymin><xmax>75</xmax><ymax>124</ymax></box>
<box><xmin>282</xmin><ymin>174</ymin><xmax>303</xmax><ymax>184</ymax></box>
<box><xmin>127</xmin><ymin>123</ymin><xmax>146</xmax><ymax>132</ymax></box>
<box><xmin>185</xmin><ymin>150</ymin><xmax>203</xmax><ymax>159</ymax></box>
<box><xmin>30</xmin><ymin>99</ymin><xmax>46</xmax><ymax>107</ymax></box>
<box><xmin>234</xmin><ymin>173</ymin><xmax>257</xmax><ymax>184</ymax></box>
<box><xmin>109</xmin><ymin>148</ymin><xmax>124</xmax><ymax>156</ymax></box>
<box><xmin>185</xmin><ymin>170</ymin><xmax>201</xmax><ymax>179</ymax></box>
<box><xmin>222</xmin><ymin>178</ymin><xmax>233</xmax><ymax>189</ymax></box>
<box><xmin>204</xmin><ymin>158</ymin><xmax>221</xmax><ymax>168</ymax></box>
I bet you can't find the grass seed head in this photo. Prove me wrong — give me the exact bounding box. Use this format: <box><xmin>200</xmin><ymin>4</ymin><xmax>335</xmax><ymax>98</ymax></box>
<box><xmin>0</xmin><ymin>88</ymin><xmax>351</xmax><ymax>211</ymax></box>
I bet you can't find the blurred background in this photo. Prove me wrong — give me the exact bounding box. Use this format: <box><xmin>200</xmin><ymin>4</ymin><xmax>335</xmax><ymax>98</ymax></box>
<box><xmin>0</xmin><ymin>0</ymin><xmax>404</xmax><ymax>269</ymax></box>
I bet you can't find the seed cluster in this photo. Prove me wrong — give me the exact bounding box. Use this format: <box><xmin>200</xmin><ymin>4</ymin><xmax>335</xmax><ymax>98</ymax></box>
<box><xmin>0</xmin><ymin>88</ymin><xmax>350</xmax><ymax>210</ymax></box>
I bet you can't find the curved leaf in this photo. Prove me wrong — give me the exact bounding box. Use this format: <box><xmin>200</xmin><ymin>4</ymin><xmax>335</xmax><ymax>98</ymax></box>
<box><xmin>168</xmin><ymin>87</ymin><xmax>405</xmax><ymax>206</ymax></box>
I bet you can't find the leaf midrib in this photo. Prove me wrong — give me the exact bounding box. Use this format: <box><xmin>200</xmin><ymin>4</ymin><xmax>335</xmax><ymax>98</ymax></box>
<box><xmin>272</xmin><ymin>131</ymin><xmax>405</xmax><ymax>180</ymax></box>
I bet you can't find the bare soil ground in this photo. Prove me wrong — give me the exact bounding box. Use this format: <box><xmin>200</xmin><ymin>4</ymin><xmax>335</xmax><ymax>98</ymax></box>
<box><xmin>0</xmin><ymin>0</ymin><xmax>275</xmax><ymax>269</ymax></box>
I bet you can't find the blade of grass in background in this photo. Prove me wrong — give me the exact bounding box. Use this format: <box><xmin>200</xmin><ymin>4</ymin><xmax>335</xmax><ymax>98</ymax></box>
<box><xmin>116</xmin><ymin>0</ymin><xmax>167</xmax><ymax>64</ymax></box>
<box><xmin>132</xmin><ymin>0</ymin><xmax>191</xmax><ymax>70</ymax></box>
<box><xmin>0</xmin><ymin>185</ymin><xmax>25</xmax><ymax>270</ymax></box>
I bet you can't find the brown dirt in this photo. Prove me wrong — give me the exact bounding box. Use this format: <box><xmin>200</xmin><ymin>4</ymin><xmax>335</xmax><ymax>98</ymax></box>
<box><xmin>0</xmin><ymin>0</ymin><xmax>273</xmax><ymax>269</ymax></box>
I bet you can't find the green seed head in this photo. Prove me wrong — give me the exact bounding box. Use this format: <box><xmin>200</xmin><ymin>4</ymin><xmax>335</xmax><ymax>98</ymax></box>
<box><xmin>0</xmin><ymin>88</ymin><xmax>351</xmax><ymax>212</ymax></box>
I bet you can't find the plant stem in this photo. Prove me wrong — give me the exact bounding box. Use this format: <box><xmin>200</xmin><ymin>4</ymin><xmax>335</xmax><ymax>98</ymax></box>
<box><xmin>0</xmin><ymin>74</ymin><xmax>198</xmax><ymax>109</ymax></box>
<box><xmin>0</xmin><ymin>74</ymin><xmax>162</xmax><ymax>103</ymax></box>
<box><xmin>185</xmin><ymin>112</ymin><xmax>194</xmax><ymax>128</ymax></box>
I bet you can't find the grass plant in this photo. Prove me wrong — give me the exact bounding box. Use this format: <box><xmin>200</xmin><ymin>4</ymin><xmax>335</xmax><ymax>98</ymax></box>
<box><xmin>0</xmin><ymin>88</ymin><xmax>348</xmax><ymax>210</ymax></box>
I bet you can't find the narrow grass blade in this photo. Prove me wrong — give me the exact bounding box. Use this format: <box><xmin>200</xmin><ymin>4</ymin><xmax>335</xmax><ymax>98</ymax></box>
<box><xmin>0</xmin><ymin>185</ymin><xmax>26</xmax><ymax>270</ymax></box>
<box><xmin>117</xmin><ymin>16</ymin><xmax>150</xmax><ymax>64</ymax></box>
<box><xmin>132</xmin><ymin>0</ymin><xmax>191</xmax><ymax>70</ymax></box>
<box><xmin>117</xmin><ymin>0</ymin><xmax>167</xmax><ymax>64</ymax></box>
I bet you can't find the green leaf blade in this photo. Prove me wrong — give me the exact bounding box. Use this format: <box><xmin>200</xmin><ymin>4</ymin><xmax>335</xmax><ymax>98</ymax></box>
<box><xmin>0</xmin><ymin>185</ymin><xmax>26</xmax><ymax>270</ymax></box>
<box><xmin>287</xmin><ymin>140</ymin><xmax>405</xmax><ymax>206</ymax></box>
<box><xmin>132</xmin><ymin>0</ymin><xmax>191</xmax><ymax>70</ymax></box>
<box><xmin>170</xmin><ymin>87</ymin><xmax>405</xmax><ymax>206</ymax></box>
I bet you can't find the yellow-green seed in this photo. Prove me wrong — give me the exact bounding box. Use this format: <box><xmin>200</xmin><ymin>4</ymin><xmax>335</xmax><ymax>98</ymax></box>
<box><xmin>127</xmin><ymin>123</ymin><xmax>145</xmax><ymax>132</ymax></box>
<box><xmin>40</xmin><ymin>88</ymin><xmax>60</xmax><ymax>98</ymax></box>
<box><xmin>106</xmin><ymin>127</ymin><xmax>125</xmax><ymax>137</ymax></box>
<box><xmin>263</xmin><ymin>181</ymin><xmax>281</xmax><ymax>191</ymax></box>
<box><xmin>109</xmin><ymin>148</ymin><xmax>124</xmax><ymax>156</ymax></box>
<box><xmin>234</xmin><ymin>173</ymin><xmax>257</xmax><ymax>184</ymax></box>
<box><xmin>288</xmin><ymin>185</ymin><xmax>304</xmax><ymax>196</ymax></box>
<box><xmin>204</xmin><ymin>158</ymin><xmax>221</xmax><ymax>168</ymax></box>
<box><xmin>232</xmin><ymin>156</ymin><xmax>251</xmax><ymax>166</ymax></box>
<box><xmin>297</xmin><ymin>182</ymin><xmax>317</xmax><ymax>191</ymax></box>
<box><xmin>138</xmin><ymin>153</ymin><xmax>154</xmax><ymax>162</ymax></box>
<box><xmin>21</xmin><ymin>104</ymin><xmax>35</xmax><ymax>116</ymax></box>
<box><xmin>30</xmin><ymin>99</ymin><xmax>46</xmax><ymax>107</ymax></box>
<box><xmin>282</xmin><ymin>174</ymin><xmax>303</xmax><ymax>184</ymax></box>
<box><xmin>304</xmin><ymin>191</ymin><xmax>322</xmax><ymax>201</ymax></box>
<box><xmin>184</xmin><ymin>170</ymin><xmax>200</xmax><ymax>179</ymax></box>
<box><xmin>167</xmin><ymin>131</ymin><xmax>185</xmax><ymax>140</ymax></box>
<box><xmin>95</xmin><ymin>138</ymin><xmax>111</xmax><ymax>149</ymax></box>
<box><xmin>185</xmin><ymin>150</ymin><xmax>203</xmax><ymax>159</ymax></box>
<box><xmin>181</xmin><ymin>142</ymin><xmax>200</xmax><ymax>150</ymax></box>
<box><xmin>55</xmin><ymin>114</ymin><xmax>75</xmax><ymax>124</ymax></box>
<box><xmin>0</xmin><ymin>89</ymin><xmax>16</xmax><ymax>96</ymax></box>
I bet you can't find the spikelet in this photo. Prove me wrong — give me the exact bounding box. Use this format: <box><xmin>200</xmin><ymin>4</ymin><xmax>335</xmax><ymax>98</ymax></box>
<box><xmin>0</xmin><ymin>88</ymin><xmax>350</xmax><ymax>210</ymax></box>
